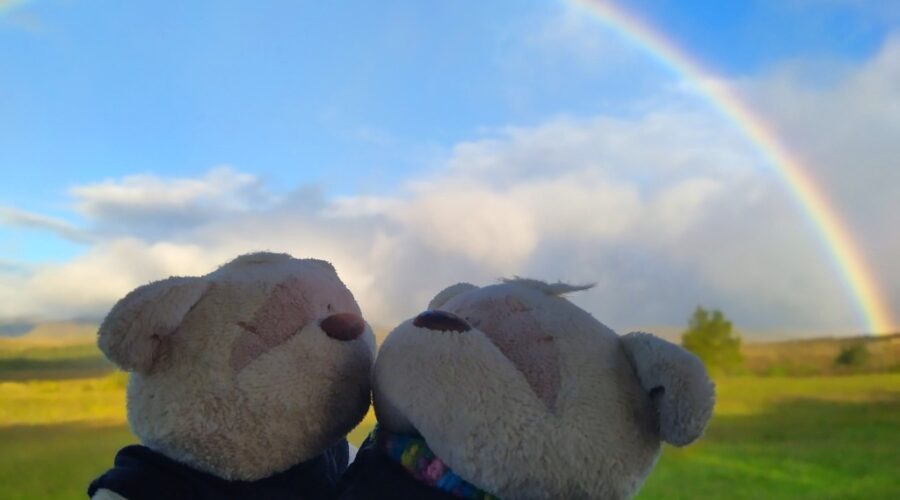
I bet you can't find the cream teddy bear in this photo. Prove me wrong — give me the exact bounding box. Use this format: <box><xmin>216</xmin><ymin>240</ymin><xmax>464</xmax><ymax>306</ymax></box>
<box><xmin>89</xmin><ymin>252</ymin><xmax>375</xmax><ymax>500</ymax></box>
<box><xmin>339</xmin><ymin>279</ymin><xmax>714</xmax><ymax>499</ymax></box>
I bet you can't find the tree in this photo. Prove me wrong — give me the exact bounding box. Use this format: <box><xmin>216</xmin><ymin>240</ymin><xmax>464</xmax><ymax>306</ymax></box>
<box><xmin>834</xmin><ymin>343</ymin><xmax>869</xmax><ymax>370</ymax></box>
<box><xmin>681</xmin><ymin>306</ymin><xmax>742</xmax><ymax>374</ymax></box>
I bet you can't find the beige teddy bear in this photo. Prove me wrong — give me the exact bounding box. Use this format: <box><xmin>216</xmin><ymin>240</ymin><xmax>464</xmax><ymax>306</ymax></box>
<box><xmin>89</xmin><ymin>252</ymin><xmax>375</xmax><ymax>500</ymax></box>
<box><xmin>339</xmin><ymin>279</ymin><xmax>714</xmax><ymax>500</ymax></box>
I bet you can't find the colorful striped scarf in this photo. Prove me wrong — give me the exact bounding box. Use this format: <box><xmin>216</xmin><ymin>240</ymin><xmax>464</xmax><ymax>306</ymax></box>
<box><xmin>375</xmin><ymin>427</ymin><xmax>500</xmax><ymax>500</ymax></box>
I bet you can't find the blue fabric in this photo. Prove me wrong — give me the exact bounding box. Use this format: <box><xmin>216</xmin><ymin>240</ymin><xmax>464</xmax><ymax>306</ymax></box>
<box><xmin>88</xmin><ymin>440</ymin><xmax>348</xmax><ymax>500</ymax></box>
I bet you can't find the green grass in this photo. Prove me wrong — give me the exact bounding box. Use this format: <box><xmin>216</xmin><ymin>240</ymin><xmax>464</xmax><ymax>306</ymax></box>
<box><xmin>636</xmin><ymin>375</ymin><xmax>900</xmax><ymax>499</ymax></box>
<box><xmin>0</xmin><ymin>357</ymin><xmax>114</xmax><ymax>381</ymax></box>
<box><xmin>0</xmin><ymin>374</ymin><xmax>127</xmax><ymax>426</ymax></box>
<box><xmin>637</xmin><ymin>398</ymin><xmax>900</xmax><ymax>499</ymax></box>
<box><xmin>0</xmin><ymin>342</ymin><xmax>101</xmax><ymax>360</ymax></box>
<box><xmin>2</xmin><ymin>372</ymin><xmax>898</xmax><ymax>499</ymax></box>
<box><xmin>0</xmin><ymin>341</ymin><xmax>114</xmax><ymax>381</ymax></box>
<box><xmin>0</xmin><ymin>424</ymin><xmax>134</xmax><ymax>500</ymax></box>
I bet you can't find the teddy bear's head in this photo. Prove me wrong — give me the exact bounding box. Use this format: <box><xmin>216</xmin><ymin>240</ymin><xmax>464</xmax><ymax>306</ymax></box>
<box><xmin>373</xmin><ymin>279</ymin><xmax>714</xmax><ymax>499</ymax></box>
<box><xmin>98</xmin><ymin>252</ymin><xmax>375</xmax><ymax>481</ymax></box>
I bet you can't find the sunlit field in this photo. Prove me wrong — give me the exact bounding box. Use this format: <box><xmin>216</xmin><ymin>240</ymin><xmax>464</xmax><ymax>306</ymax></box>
<box><xmin>1</xmin><ymin>339</ymin><xmax>898</xmax><ymax>499</ymax></box>
<box><xmin>2</xmin><ymin>0</ymin><xmax>899</xmax><ymax>498</ymax></box>
<box><xmin>636</xmin><ymin>375</ymin><xmax>900</xmax><ymax>499</ymax></box>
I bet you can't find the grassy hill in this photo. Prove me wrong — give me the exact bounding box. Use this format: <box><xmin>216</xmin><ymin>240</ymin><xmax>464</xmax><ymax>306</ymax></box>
<box><xmin>1</xmin><ymin>321</ymin><xmax>98</xmax><ymax>343</ymax></box>
<box><xmin>0</xmin><ymin>326</ymin><xmax>898</xmax><ymax>499</ymax></box>
<box><xmin>1</xmin><ymin>373</ymin><xmax>896</xmax><ymax>499</ymax></box>
<box><xmin>0</xmin><ymin>323</ymin><xmax>112</xmax><ymax>381</ymax></box>
<box><xmin>2</xmin><ymin>322</ymin><xmax>899</xmax><ymax>381</ymax></box>
<box><xmin>742</xmin><ymin>333</ymin><xmax>900</xmax><ymax>376</ymax></box>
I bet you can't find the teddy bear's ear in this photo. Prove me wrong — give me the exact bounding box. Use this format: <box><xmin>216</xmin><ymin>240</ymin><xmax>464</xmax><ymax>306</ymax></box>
<box><xmin>428</xmin><ymin>282</ymin><xmax>478</xmax><ymax>310</ymax></box>
<box><xmin>98</xmin><ymin>277</ymin><xmax>210</xmax><ymax>373</ymax></box>
<box><xmin>621</xmin><ymin>332</ymin><xmax>715</xmax><ymax>446</ymax></box>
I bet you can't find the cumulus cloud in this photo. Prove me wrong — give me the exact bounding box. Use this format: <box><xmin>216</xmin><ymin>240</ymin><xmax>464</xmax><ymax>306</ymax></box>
<box><xmin>0</xmin><ymin>114</ymin><xmax>849</xmax><ymax>335</ymax></box>
<box><xmin>0</xmin><ymin>206</ymin><xmax>91</xmax><ymax>243</ymax></box>
<box><xmin>737</xmin><ymin>35</ymin><xmax>900</xmax><ymax>324</ymax></box>
<box><xmin>2</xmin><ymin>39</ymin><xmax>898</xmax><ymax>336</ymax></box>
<box><xmin>0</xmin><ymin>239</ymin><xmax>212</xmax><ymax>322</ymax></box>
<box><xmin>518</xmin><ymin>3</ymin><xmax>629</xmax><ymax>66</ymax></box>
<box><xmin>69</xmin><ymin>166</ymin><xmax>275</xmax><ymax>239</ymax></box>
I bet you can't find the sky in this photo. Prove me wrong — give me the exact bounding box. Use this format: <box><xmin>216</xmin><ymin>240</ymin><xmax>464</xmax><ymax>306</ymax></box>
<box><xmin>0</xmin><ymin>0</ymin><xmax>898</xmax><ymax>338</ymax></box>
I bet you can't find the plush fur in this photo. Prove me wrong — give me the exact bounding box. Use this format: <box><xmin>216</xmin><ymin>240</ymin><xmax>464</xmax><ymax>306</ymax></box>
<box><xmin>367</xmin><ymin>279</ymin><xmax>715</xmax><ymax>500</ymax></box>
<box><xmin>93</xmin><ymin>252</ymin><xmax>376</xmax><ymax>498</ymax></box>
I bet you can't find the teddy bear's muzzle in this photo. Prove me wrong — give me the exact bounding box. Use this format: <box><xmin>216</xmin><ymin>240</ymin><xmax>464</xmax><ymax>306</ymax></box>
<box><xmin>320</xmin><ymin>312</ymin><xmax>366</xmax><ymax>341</ymax></box>
<box><xmin>413</xmin><ymin>310</ymin><xmax>471</xmax><ymax>333</ymax></box>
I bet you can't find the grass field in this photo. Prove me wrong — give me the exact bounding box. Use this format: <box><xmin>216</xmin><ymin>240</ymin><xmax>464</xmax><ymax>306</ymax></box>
<box><xmin>0</xmin><ymin>338</ymin><xmax>114</xmax><ymax>381</ymax></box>
<box><xmin>1</xmin><ymin>339</ymin><xmax>898</xmax><ymax>499</ymax></box>
<box><xmin>636</xmin><ymin>376</ymin><xmax>900</xmax><ymax>499</ymax></box>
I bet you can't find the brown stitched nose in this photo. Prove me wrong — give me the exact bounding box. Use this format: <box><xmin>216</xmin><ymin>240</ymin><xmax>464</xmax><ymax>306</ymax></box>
<box><xmin>413</xmin><ymin>310</ymin><xmax>471</xmax><ymax>333</ymax></box>
<box><xmin>321</xmin><ymin>313</ymin><xmax>366</xmax><ymax>341</ymax></box>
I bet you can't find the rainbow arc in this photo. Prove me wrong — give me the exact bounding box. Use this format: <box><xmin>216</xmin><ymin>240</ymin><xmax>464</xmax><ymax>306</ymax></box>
<box><xmin>571</xmin><ymin>0</ymin><xmax>894</xmax><ymax>334</ymax></box>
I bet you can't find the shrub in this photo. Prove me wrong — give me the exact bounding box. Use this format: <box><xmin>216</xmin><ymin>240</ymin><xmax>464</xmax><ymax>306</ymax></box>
<box><xmin>681</xmin><ymin>306</ymin><xmax>742</xmax><ymax>375</ymax></box>
<box><xmin>834</xmin><ymin>343</ymin><xmax>870</xmax><ymax>369</ymax></box>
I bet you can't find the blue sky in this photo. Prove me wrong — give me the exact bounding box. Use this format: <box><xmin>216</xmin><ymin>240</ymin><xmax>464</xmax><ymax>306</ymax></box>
<box><xmin>1</xmin><ymin>0</ymin><xmax>898</xmax><ymax>335</ymax></box>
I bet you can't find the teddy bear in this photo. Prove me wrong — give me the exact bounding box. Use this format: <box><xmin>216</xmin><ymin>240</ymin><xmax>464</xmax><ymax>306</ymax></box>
<box><xmin>89</xmin><ymin>252</ymin><xmax>376</xmax><ymax>500</ymax></box>
<box><xmin>338</xmin><ymin>279</ymin><xmax>715</xmax><ymax>500</ymax></box>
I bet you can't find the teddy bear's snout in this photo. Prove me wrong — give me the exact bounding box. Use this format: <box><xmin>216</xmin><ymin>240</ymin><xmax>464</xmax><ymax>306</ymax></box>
<box><xmin>413</xmin><ymin>310</ymin><xmax>471</xmax><ymax>333</ymax></box>
<box><xmin>320</xmin><ymin>312</ymin><xmax>366</xmax><ymax>341</ymax></box>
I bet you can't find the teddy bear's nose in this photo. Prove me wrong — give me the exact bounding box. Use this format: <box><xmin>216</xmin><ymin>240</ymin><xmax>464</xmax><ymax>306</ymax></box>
<box><xmin>320</xmin><ymin>313</ymin><xmax>366</xmax><ymax>341</ymax></box>
<box><xmin>413</xmin><ymin>310</ymin><xmax>471</xmax><ymax>333</ymax></box>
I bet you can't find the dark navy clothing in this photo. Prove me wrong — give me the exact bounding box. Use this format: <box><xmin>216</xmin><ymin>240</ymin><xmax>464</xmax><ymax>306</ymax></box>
<box><xmin>88</xmin><ymin>440</ymin><xmax>349</xmax><ymax>500</ymax></box>
<box><xmin>336</xmin><ymin>436</ymin><xmax>458</xmax><ymax>500</ymax></box>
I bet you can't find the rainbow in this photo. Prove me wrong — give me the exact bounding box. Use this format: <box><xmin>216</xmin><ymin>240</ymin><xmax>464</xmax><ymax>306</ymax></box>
<box><xmin>570</xmin><ymin>0</ymin><xmax>895</xmax><ymax>334</ymax></box>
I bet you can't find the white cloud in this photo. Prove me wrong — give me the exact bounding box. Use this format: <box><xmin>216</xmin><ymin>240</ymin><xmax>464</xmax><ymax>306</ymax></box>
<box><xmin>523</xmin><ymin>4</ymin><xmax>624</xmax><ymax>64</ymax></box>
<box><xmin>0</xmin><ymin>239</ymin><xmax>212</xmax><ymax>322</ymax></box>
<box><xmin>393</xmin><ymin>181</ymin><xmax>538</xmax><ymax>269</ymax></box>
<box><xmin>0</xmin><ymin>112</ymin><xmax>862</xmax><ymax>334</ymax></box>
<box><xmin>736</xmin><ymin>35</ymin><xmax>900</xmax><ymax>329</ymax></box>
<box><xmin>3</xmin><ymin>38</ymin><xmax>899</xmax><ymax>336</ymax></box>
<box><xmin>646</xmin><ymin>178</ymin><xmax>727</xmax><ymax>238</ymax></box>
<box><xmin>69</xmin><ymin>166</ymin><xmax>274</xmax><ymax>238</ymax></box>
<box><xmin>0</xmin><ymin>206</ymin><xmax>91</xmax><ymax>243</ymax></box>
<box><xmin>736</xmin><ymin>36</ymin><xmax>900</xmax><ymax>189</ymax></box>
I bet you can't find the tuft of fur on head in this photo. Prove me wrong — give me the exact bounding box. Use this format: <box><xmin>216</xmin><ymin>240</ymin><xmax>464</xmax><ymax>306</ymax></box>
<box><xmin>98</xmin><ymin>252</ymin><xmax>375</xmax><ymax>481</ymax></box>
<box><xmin>501</xmin><ymin>277</ymin><xmax>595</xmax><ymax>296</ymax></box>
<box><xmin>219</xmin><ymin>251</ymin><xmax>294</xmax><ymax>267</ymax></box>
<box><xmin>374</xmin><ymin>279</ymin><xmax>714</xmax><ymax>499</ymax></box>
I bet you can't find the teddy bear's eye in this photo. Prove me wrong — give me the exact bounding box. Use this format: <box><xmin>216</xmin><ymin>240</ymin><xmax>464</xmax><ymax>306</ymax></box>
<box><xmin>327</xmin><ymin>303</ymin><xmax>333</xmax><ymax>311</ymax></box>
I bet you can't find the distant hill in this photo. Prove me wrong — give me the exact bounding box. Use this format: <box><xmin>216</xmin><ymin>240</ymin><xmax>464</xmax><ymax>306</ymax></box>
<box><xmin>631</xmin><ymin>325</ymin><xmax>887</xmax><ymax>344</ymax></box>
<box><xmin>635</xmin><ymin>325</ymin><xmax>900</xmax><ymax>375</ymax></box>
<box><xmin>742</xmin><ymin>333</ymin><xmax>900</xmax><ymax>376</ymax></box>
<box><xmin>0</xmin><ymin>321</ymin><xmax>98</xmax><ymax>346</ymax></box>
<box><xmin>1</xmin><ymin>320</ymin><xmax>897</xmax><ymax>379</ymax></box>
<box><xmin>0</xmin><ymin>322</ymin><xmax>110</xmax><ymax>381</ymax></box>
